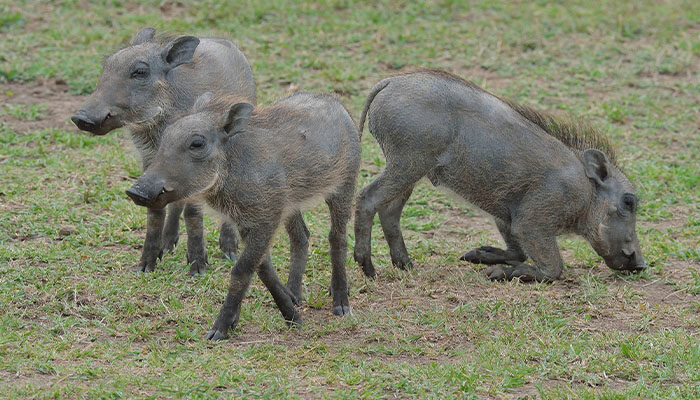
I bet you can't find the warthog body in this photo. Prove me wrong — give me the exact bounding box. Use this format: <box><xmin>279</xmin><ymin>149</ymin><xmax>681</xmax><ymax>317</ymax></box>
<box><xmin>354</xmin><ymin>70</ymin><xmax>645</xmax><ymax>282</ymax></box>
<box><xmin>71</xmin><ymin>27</ymin><xmax>256</xmax><ymax>274</ymax></box>
<box><xmin>126</xmin><ymin>92</ymin><xmax>361</xmax><ymax>339</ymax></box>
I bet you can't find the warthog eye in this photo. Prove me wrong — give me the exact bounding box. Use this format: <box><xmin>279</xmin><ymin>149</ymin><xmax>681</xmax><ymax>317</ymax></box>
<box><xmin>131</xmin><ymin>67</ymin><xmax>149</xmax><ymax>79</ymax></box>
<box><xmin>621</xmin><ymin>193</ymin><xmax>637</xmax><ymax>213</ymax></box>
<box><xmin>189</xmin><ymin>138</ymin><xmax>205</xmax><ymax>149</ymax></box>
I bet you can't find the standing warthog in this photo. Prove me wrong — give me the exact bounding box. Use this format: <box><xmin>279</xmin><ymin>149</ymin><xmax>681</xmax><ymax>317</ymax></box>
<box><xmin>125</xmin><ymin>92</ymin><xmax>361</xmax><ymax>339</ymax></box>
<box><xmin>71</xmin><ymin>27</ymin><xmax>256</xmax><ymax>275</ymax></box>
<box><xmin>354</xmin><ymin>69</ymin><xmax>646</xmax><ymax>282</ymax></box>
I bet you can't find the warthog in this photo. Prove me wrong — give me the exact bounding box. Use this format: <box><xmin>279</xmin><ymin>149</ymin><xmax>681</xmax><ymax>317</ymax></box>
<box><xmin>354</xmin><ymin>69</ymin><xmax>645</xmax><ymax>282</ymax></box>
<box><xmin>71</xmin><ymin>27</ymin><xmax>256</xmax><ymax>274</ymax></box>
<box><xmin>126</xmin><ymin>92</ymin><xmax>361</xmax><ymax>339</ymax></box>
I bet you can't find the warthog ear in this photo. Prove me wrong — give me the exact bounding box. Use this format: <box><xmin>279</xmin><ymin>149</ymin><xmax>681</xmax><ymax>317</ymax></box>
<box><xmin>161</xmin><ymin>36</ymin><xmax>200</xmax><ymax>71</ymax></box>
<box><xmin>582</xmin><ymin>149</ymin><xmax>611</xmax><ymax>187</ymax></box>
<box><xmin>193</xmin><ymin>92</ymin><xmax>213</xmax><ymax>112</ymax></box>
<box><xmin>223</xmin><ymin>102</ymin><xmax>254</xmax><ymax>136</ymax></box>
<box><xmin>131</xmin><ymin>27</ymin><xmax>156</xmax><ymax>46</ymax></box>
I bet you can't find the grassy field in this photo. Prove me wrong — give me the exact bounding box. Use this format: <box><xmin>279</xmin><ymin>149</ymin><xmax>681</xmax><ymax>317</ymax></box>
<box><xmin>1</xmin><ymin>0</ymin><xmax>699</xmax><ymax>398</ymax></box>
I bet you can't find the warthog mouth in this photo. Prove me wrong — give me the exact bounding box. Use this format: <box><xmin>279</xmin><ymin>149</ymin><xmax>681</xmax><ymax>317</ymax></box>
<box><xmin>128</xmin><ymin>106</ymin><xmax>165</xmax><ymax>128</ymax></box>
<box><xmin>605</xmin><ymin>254</ymin><xmax>646</xmax><ymax>273</ymax></box>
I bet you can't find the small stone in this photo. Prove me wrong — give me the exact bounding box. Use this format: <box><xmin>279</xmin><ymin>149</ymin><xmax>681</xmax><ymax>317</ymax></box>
<box><xmin>59</xmin><ymin>225</ymin><xmax>78</xmax><ymax>236</ymax></box>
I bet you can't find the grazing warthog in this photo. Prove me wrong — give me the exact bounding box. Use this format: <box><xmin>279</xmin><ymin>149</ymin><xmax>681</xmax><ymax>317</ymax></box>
<box><xmin>71</xmin><ymin>27</ymin><xmax>256</xmax><ymax>274</ymax></box>
<box><xmin>354</xmin><ymin>69</ymin><xmax>645</xmax><ymax>282</ymax></box>
<box><xmin>126</xmin><ymin>92</ymin><xmax>361</xmax><ymax>339</ymax></box>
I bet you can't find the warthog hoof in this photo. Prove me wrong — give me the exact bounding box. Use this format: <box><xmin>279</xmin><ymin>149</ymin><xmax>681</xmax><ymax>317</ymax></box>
<box><xmin>187</xmin><ymin>251</ymin><xmax>208</xmax><ymax>276</ymax></box>
<box><xmin>354</xmin><ymin>252</ymin><xmax>376</xmax><ymax>278</ymax></box>
<box><xmin>206</xmin><ymin>329</ymin><xmax>228</xmax><ymax>341</ymax></box>
<box><xmin>188</xmin><ymin>259</ymin><xmax>208</xmax><ymax>276</ymax></box>
<box><xmin>137</xmin><ymin>248</ymin><xmax>163</xmax><ymax>273</ymax></box>
<box><xmin>485</xmin><ymin>265</ymin><xmax>509</xmax><ymax>280</ymax></box>
<box><xmin>485</xmin><ymin>264</ymin><xmax>553</xmax><ymax>283</ymax></box>
<box><xmin>206</xmin><ymin>312</ymin><xmax>241</xmax><ymax>341</ymax></box>
<box><xmin>290</xmin><ymin>292</ymin><xmax>302</xmax><ymax>308</ymax></box>
<box><xmin>393</xmin><ymin>259</ymin><xmax>413</xmax><ymax>270</ymax></box>
<box><xmin>287</xmin><ymin>283</ymin><xmax>303</xmax><ymax>305</ymax></box>
<box><xmin>285</xmin><ymin>312</ymin><xmax>302</xmax><ymax>328</ymax></box>
<box><xmin>217</xmin><ymin>252</ymin><xmax>238</xmax><ymax>263</ymax></box>
<box><xmin>161</xmin><ymin>233</ymin><xmax>179</xmax><ymax>253</ymax></box>
<box><xmin>331</xmin><ymin>285</ymin><xmax>351</xmax><ymax>316</ymax></box>
<box><xmin>333</xmin><ymin>305</ymin><xmax>352</xmax><ymax>316</ymax></box>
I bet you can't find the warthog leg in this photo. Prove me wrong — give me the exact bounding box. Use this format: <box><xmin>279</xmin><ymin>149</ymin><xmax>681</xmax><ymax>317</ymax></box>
<box><xmin>326</xmin><ymin>182</ymin><xmax>355</xmax><ymax>316</ymax></box>
<box><xmin>257</xmin><ymin>253</ymin><xmax>302</xmax><ymax>326</ymax></box>
<box><xmin>218</xmin><ymin>221</ymin><xmax>239</xmax><ymax>262</ymax></box>
<box><xmin>207</xmin><ymin>226</ymin><xmax>271</xmax><ymax>340</ymax></box>
<box><xmin>378</xmin><ymin>185</ymin><xmax>415</xmax><ymax>271</ymax></box>
<box><xmin>138</xmin><ymin>207</ymin><xmax>165</xmax><ymax>272</ymax></box>
<box><xmin>285</xmin><ymin>211</ymin><xmax>309</xmax><ymax>302</ymax></box>
<box><xmin>161</xmin><ymin>201</ymin><xmax>184</xmax><ymax>253</ymax></box>
<box><xmin>183</xmin><ymin>203</ymin><xmax>208</xmax><ymax>275</ymax></box>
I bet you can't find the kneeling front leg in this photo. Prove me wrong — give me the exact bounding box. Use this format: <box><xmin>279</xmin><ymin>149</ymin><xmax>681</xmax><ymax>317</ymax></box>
<box><xmin>461</xmin><ymin>218</ymin><xmax>526</xmax><ymax>265</ymax></box>
<box><xmin>486</xmin><ymin>231</ymin><xmax>563</xmax><ymax>283</ymax></box>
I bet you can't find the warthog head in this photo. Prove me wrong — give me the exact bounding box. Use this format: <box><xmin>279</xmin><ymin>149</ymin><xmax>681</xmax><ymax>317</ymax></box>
<box><xmin>72</xmin><ymin>27</ymin><xmax>199</xmax><ymax>135</ymax></box>
<box><xmin>126</xmin><ymin>94</ymin><xmax>253</xmax><ymax>209</ymax></box>
<box><xmin>582</xmin><ymin>149</ymin><xmax>646</xmax><ymax>272</ymax></box>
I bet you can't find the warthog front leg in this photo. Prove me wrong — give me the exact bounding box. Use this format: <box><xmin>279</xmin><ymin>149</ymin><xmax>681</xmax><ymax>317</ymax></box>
<box><xmin>257</xmin><ymin>253</ymin><xmax>302</xmax><ymax>326</ymax></box>
<box><xmin>207</xmin><ymin>224</ymin><xmax>278</xmax><ymax>340</ymax></box>
<box><xmin>218</xmin><ymin>221</ymin><xmax>239</xmax><ymax>262</ymax></box>
<box><xmin>161</xmin><ymin>201</ymin><xmax>184</xmax><ymax>253</ymax></box>
<box><xmin>138</xmin><ymin>207</ymin><xmax>166</xmax><ymax>272</ymax></box>
<box><xmin>485</xmin><ymin>226</ymin><xmax>563</xmax><ymax>283</ymax></box>
<box><xmin>183</xmin><ymin>203</ymin><xmax>208</xmax><ymax>275</ymax></box>
<box><xmin>461</xmin><ymin>218</ymin><xmax>527</xmax><ymax>265</ymax></box>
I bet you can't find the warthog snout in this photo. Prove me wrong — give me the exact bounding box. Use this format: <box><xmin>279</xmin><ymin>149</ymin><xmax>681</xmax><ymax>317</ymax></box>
<box><xmin>126</xmin><ymin>174</ymin><xmax>171</xmax><ymax>209</ymax></box>
<box><xmin>71</xmin><ymin>108</ymin><xmax>115</xmax><ymax>135</ymax></box>
<box><xmin>71</xmin><ymin>110</ymin><xmax>97</xmax><ymax>132</ymax></box>
<box><xmin>606</xmin><ymin>249</ymin><xmax>646</xmax><ymax>272</ymax></box>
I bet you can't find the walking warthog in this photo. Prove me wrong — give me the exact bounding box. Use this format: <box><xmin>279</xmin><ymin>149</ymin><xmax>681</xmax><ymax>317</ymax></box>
<box><xmin>354</xmin><ymin>70</ymin><xmax>645</xmax><ymax>282</ymax></box>
<box><xmin>71</xmin><ymin>27</ymin><xmax>256</xmax><ymax>274</ymax></box>
<box><xmin>126</xmin><ymin>92</ymin><xmax>361</xmax><ymax>339</ymax></box>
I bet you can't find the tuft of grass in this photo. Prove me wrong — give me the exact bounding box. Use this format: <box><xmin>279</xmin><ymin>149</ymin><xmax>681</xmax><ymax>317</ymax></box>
<box><xmin>1</xmin><ymin>103</ymin><xmax>47</xmax><ymax>121</ymax></box>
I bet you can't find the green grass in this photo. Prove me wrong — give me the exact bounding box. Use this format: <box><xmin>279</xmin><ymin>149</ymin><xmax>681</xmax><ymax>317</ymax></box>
<box><xmin>1</xmin><ymin>104</ymin><xmax>47</xmax><ymax>121</ymax></box>
<box><xmin>1</xmin><ymin>0</ymin><xmax>699</xmax><ymax>398</ymax></box>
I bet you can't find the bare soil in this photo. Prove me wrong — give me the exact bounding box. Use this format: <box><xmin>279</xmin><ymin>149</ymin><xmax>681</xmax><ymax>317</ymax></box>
<box><xmin>0</xmin><ymin>80</ymin><xmax>85</xmax><ymax>133</ymax></box>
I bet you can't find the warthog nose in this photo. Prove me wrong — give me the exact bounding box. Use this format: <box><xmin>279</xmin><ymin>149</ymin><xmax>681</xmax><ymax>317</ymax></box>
<box><xmin>126</xmin><ymin>186</ymin><xmax>155</xmax><ymax>207</ymax></box>
<box><xmin>633</xmin><ymin>263</ymin><xmax>647</xmax><ymax>271</ymax></box>
<box><xmin>623</xmin><ymin>250</ymin><xmax>646</xmax><ymax>271</ymax></box>
<box><xmin>71</xmin><ymin>112</ymin><xmax>96</xmax><ymax>132</ymax></box>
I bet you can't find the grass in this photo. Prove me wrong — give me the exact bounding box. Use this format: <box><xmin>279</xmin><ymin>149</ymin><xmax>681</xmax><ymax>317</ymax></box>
<box><xmin>1</xmin><ymin>104</ymin><xmax>47</xmax><ymax>121</ymax></box>
<box><xmin>1</xmin><ymin>0</ymin><xmax>699</xmax><ymax>398</ymax></box>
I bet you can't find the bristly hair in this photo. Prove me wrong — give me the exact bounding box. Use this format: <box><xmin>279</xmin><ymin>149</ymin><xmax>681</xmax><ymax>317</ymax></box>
<box><xmin>102</xmin><ymin>31</ymin><xmax>181</xmax><ymax>65</ymax></box>
<box><xmin>498</xmin><ymin>98</ymin><xmax>618</xmax><ymax>164</ymax></box>
<box><xmin>150</xmin><ymin>32</ymin><xmax>180</xmax><ymax>46</ymax></box>
<box><xmin>412</xmin><ymin>69</ymin><xmax>618</xmax><ymax>165</ymax></box>
<box><xmin>198</xmin><ymin>94</ymin><xmax>253</xmax><ymax>115</ymax></box>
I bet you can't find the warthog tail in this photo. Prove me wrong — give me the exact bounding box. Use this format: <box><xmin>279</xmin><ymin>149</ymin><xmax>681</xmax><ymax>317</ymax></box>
<box><xmin>359</xmin><ymin>79</ymin><xmax>391</xmax><ymax>138</ymax></box>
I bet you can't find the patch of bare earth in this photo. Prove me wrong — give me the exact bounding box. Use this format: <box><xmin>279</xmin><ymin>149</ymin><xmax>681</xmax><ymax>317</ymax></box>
<box><xmin>0</xmin><ymin>80</ymin><xmax>85</xmax><ymax>133</ymax></box>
